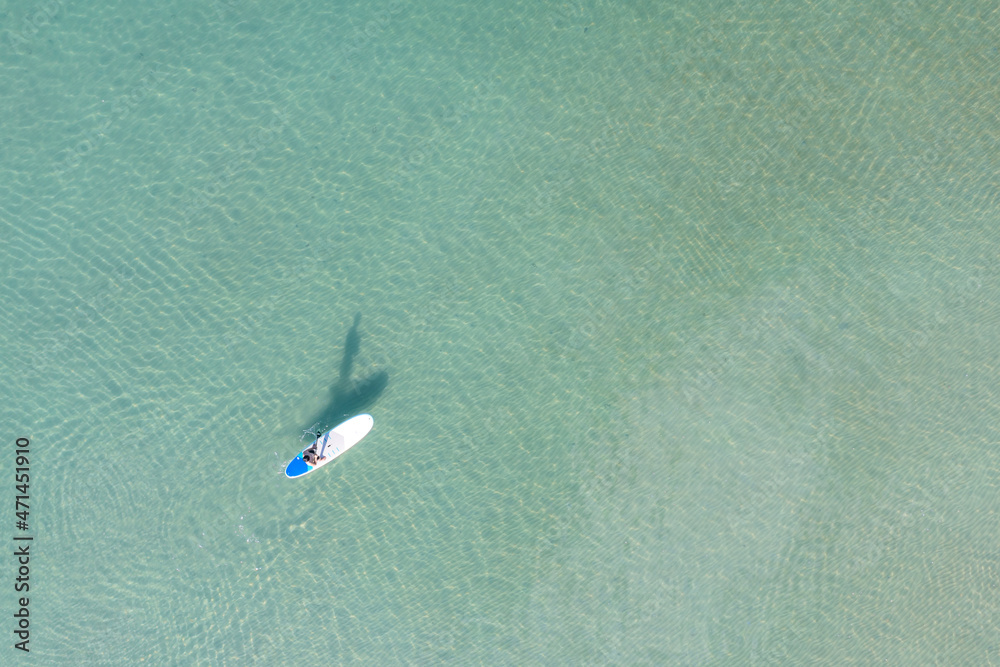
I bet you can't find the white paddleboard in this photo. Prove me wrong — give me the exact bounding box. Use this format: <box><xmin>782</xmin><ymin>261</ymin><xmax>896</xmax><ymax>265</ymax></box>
<box><xmin>285</xmin><ymin>414</ymin><xmax>373</xmax><ymax>478</ymax></box>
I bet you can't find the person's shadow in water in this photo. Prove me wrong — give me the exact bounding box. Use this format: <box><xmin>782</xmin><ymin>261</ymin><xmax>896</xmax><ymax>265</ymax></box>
<box><xmin>302</xmin><ymin>312</ymin><xmax>389</xmax><ymax>438</ymax></box>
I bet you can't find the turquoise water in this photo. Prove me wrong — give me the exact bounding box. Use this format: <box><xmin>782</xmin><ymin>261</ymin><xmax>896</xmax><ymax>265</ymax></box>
<box><xmin>2</xmin><ymin>0</ymin><xmax>999</xmax><ymax>663</ymax></box>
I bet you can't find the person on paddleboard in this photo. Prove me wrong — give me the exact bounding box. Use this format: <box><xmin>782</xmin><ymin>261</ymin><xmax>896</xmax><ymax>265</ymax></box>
<box><xmin>302</xmin><ymin>442</ymin><xmax>327</xmax><ymax>466</ymax></box>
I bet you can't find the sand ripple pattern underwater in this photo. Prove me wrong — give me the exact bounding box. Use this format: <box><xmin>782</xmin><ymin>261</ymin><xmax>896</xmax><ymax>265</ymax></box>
<box><xmin>2</xmin><ymin>0</ymin><xmax>1000</xmax><ymax>663</ymax></box>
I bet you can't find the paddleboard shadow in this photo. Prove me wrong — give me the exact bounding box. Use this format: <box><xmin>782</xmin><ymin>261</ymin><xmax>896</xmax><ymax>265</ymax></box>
<box><xmin>304</xmin><ymin>312</ymin><xmax>389</xmax><ymax>432</ymax></box>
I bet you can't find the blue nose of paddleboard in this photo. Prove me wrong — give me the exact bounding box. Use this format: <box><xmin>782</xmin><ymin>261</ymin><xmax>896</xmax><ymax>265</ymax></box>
<box><xmin>285</xmin><ymin>455</ymin><xmax>309</xmax><ymax>478</ymax></box>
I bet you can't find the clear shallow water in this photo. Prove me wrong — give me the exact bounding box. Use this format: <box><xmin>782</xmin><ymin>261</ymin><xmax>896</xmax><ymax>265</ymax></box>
<box><xmin>2</xmin><ymin>0</ymin><xmax>999</xmax><ymax>663</ymax></box>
